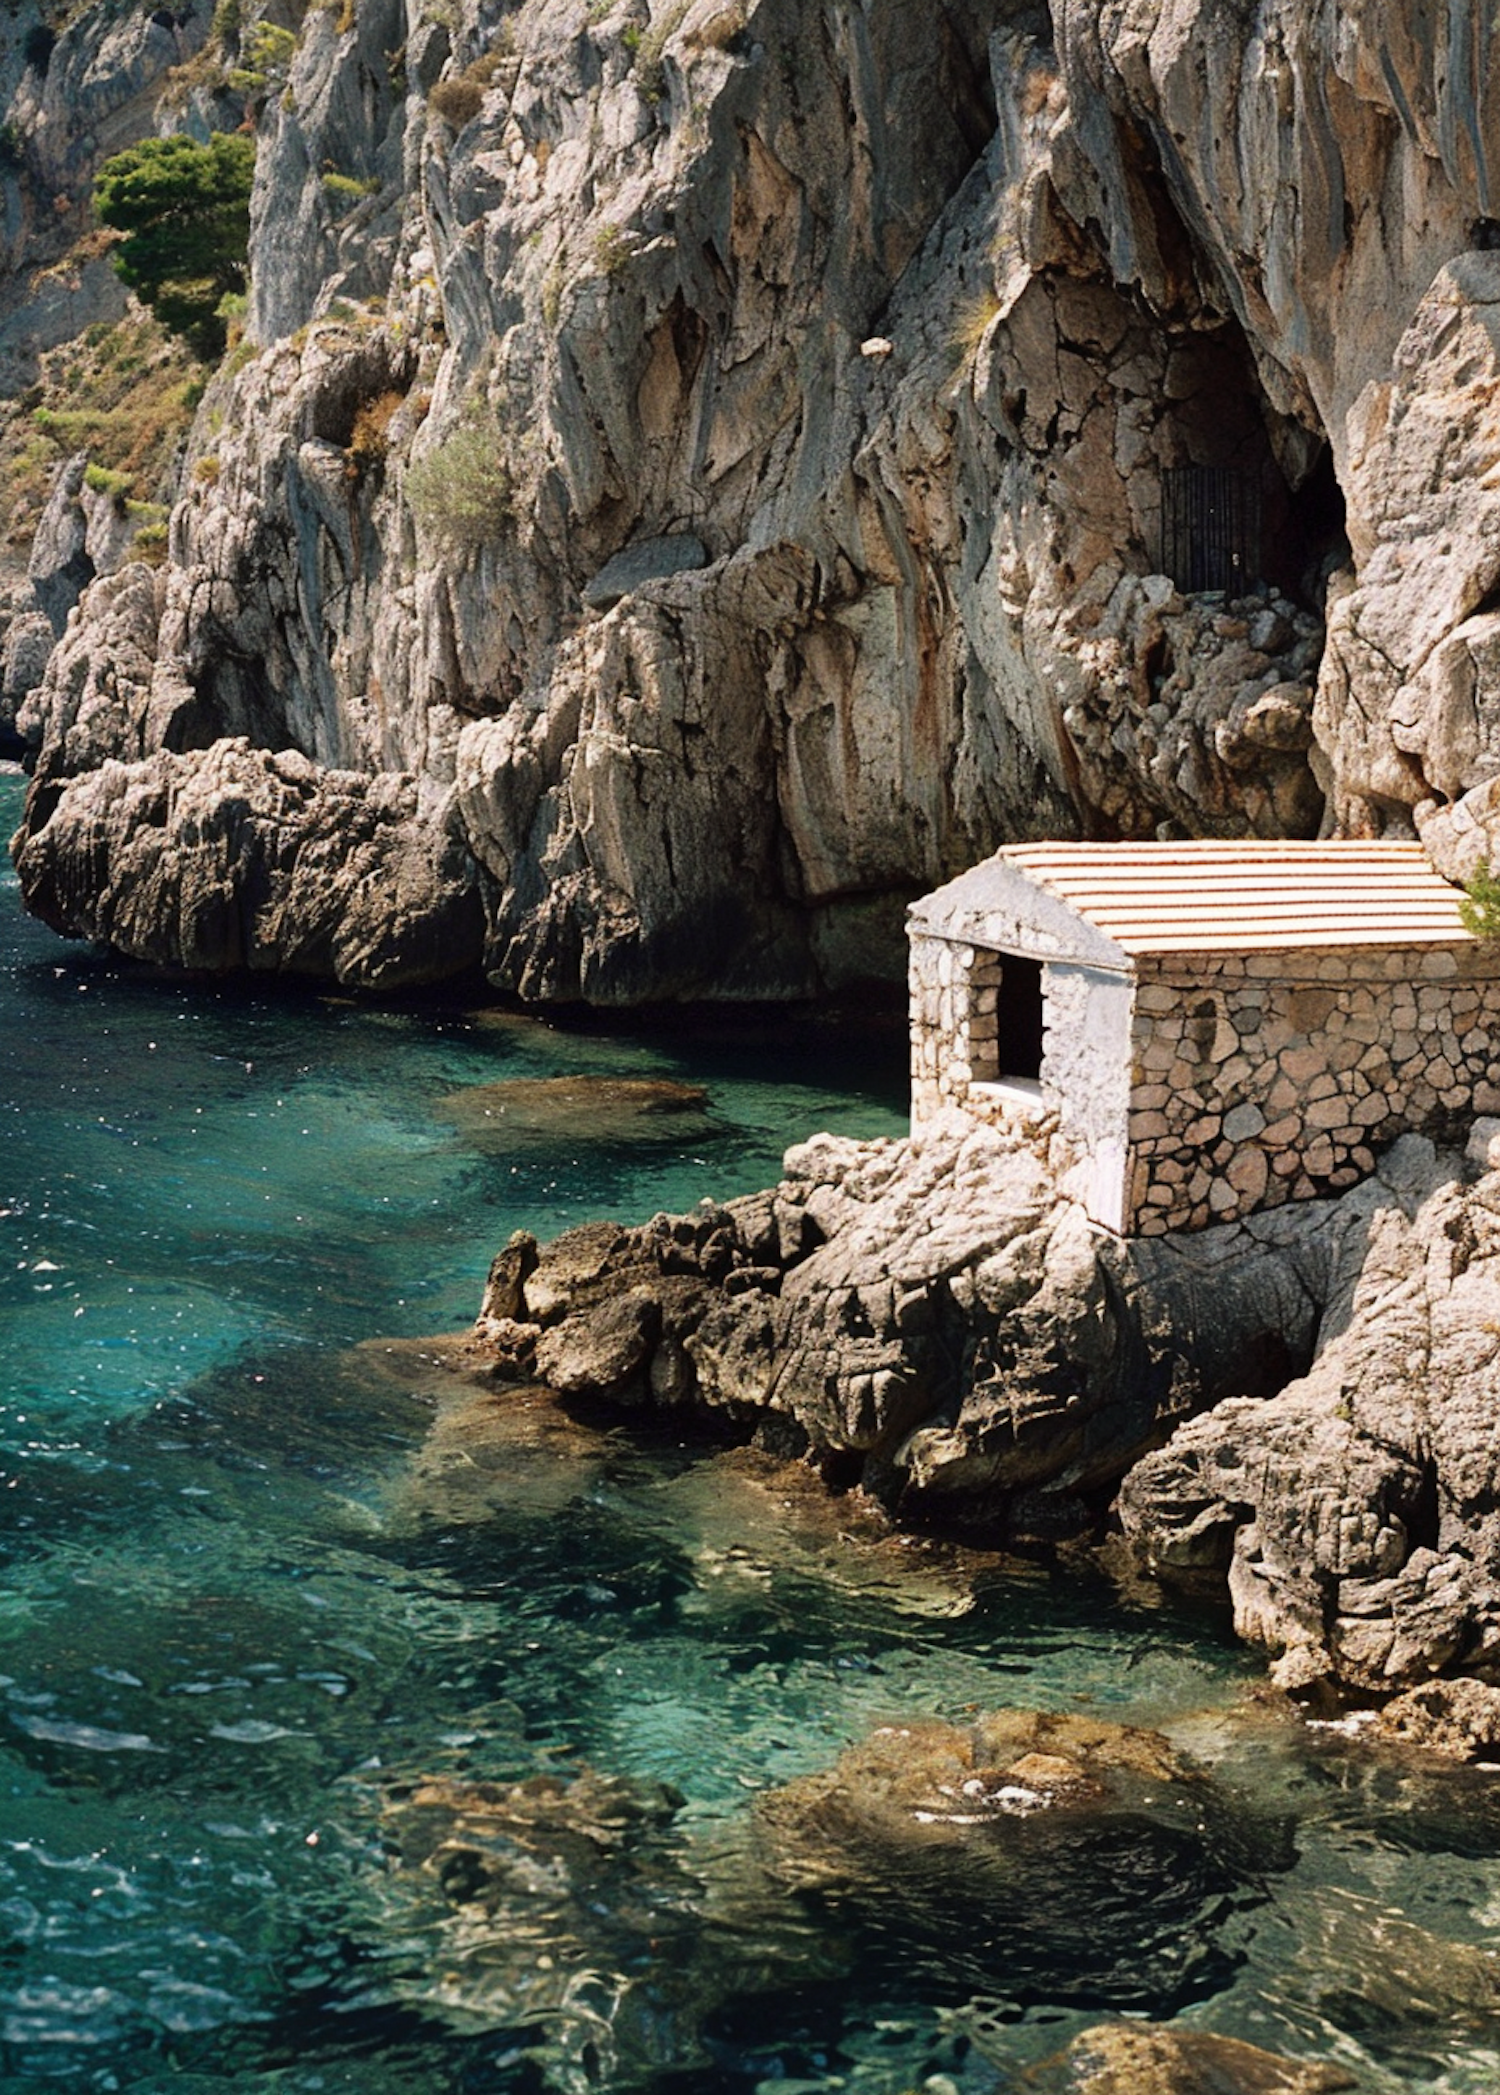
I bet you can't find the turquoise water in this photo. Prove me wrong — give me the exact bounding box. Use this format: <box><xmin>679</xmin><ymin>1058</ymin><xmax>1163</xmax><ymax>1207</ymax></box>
<box><xmin>5</xmin><ymin>766</ymin><xmax>1500</xmax><ymax>2092</ymax></box>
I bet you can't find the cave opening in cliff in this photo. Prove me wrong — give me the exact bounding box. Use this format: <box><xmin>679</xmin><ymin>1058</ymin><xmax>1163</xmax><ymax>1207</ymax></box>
<box><xmin>1278</xmin><ymin>444</ymin><xmax>1349</xmax><ymax>610</ymax></box>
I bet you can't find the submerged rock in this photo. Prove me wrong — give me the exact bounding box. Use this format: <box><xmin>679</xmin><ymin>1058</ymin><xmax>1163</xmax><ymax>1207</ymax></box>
<box><xmin>1284</xmin><ymin>1887</ymin><xmax>1500</xmax><ymax>2035</ymax></box>
<box><xmin>1024</xmin><ymin>2021</ymin><xmax>1356</xmax><ymax>2093</ymax></box>
<box><xmin>754</xmin><ymin>1709</ymin><xmax>1282</xmax><ymax>2009</ymax></box>
<box><xmin>385</xmin><ymin>1763</ymin><xmax>689</xmax><ymax>1920</ymax></box>
<box><xmin>375</xmin><ymin>1365</ymin><xmax>621</xmax><ymax>1534</ymax></box>
<box><xmin>436</xmin><ymin>1074</ymin><xmax>713</xmax><ymax>1150</ymax></box>
<box><xmin>378</xmin><ymin>1762</ymin><xmax>714</xmax><ymax>2071</ymax></box>
<box><xmin>652</xmin><ymin>1442</ymin><xmax>1019</xmax><ymax>1623</ymax></box>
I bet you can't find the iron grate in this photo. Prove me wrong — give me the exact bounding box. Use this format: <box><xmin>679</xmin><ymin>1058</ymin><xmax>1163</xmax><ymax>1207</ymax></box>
<box><xmin>1160</xmin><ymin>465</ymin><xmax>1263</xmax><ymax>595</ymax></box>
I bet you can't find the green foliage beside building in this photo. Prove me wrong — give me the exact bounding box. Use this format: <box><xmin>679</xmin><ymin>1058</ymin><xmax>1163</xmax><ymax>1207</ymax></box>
<box><xmin>1460</xmin><ymin>862</ymin><xmax>1500</xmax><ymax>940</ymax></box>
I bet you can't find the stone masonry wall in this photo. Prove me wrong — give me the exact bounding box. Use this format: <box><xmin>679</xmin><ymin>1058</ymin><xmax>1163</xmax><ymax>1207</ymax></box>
<box><xmin>1043</xmin><ymin>960</ymin><xmax>1135</xmax><ymax>1231</ymax></box>
<box><xmin>910</xmin><ymin>931</ymin><xmax>1133</xmax><ymax>1232</ymax></box>
<box><xmin>1127</xmin><ymin>945</ymin><xmax>1500</xmax><ymax>1235</ymax></box>
<box><xmin>910</xmin><ymin>932</ymin><xmax>1020</xmax><ymax>1132</ymax></box>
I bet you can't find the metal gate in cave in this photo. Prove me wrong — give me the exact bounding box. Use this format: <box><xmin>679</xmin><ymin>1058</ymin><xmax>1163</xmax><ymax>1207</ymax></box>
<box><xmin>1160</xmin><ymin>465</ymin><xmax>1262</xmax><ymax>595</ymax></box>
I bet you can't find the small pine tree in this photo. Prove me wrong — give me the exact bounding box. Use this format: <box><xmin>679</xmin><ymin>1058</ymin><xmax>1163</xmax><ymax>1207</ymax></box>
<box><xmin>94</xmin><ymin>133</ymin><xmax>256</xmax><ymax>359</ymax></box>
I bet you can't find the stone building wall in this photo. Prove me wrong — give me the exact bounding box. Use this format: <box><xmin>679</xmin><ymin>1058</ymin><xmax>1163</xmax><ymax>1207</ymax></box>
<box><xmin>1126</xmin><ymin>945</ymin><xmax>1500</xmax><ymax>1234</ymax></box>
<box><xmin>909</xmin><ymin>932</ymin><xmax>1015</xmax><ymax>1131</ymax></box>
<box><xmin>912</xmin><ymin>918</ymin><xmax>1500</xmax><ymax>1239</ymax></box>
<box><xmin>1039</xmin><ymin>961</ymin><xmax>1135</xmax><ymax>1230</ymax></box>
<box><xmin>910</xmin><ymin>929</ymin><xmax>1134</xmax><ymax>1223</ymax></box>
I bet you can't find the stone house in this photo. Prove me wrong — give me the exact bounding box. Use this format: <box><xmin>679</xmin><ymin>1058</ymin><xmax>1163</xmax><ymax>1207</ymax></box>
<box><xmin>908</xmin><ymin>841</ymin><xmax>1500</xmax><ymax>1235</ymax></box>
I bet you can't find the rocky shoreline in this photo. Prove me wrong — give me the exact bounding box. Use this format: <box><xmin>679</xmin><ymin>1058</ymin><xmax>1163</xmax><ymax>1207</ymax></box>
<box><xmin>466</xmin><ymin>1116</ymin><xmax>1500</xmax><ymax>1721</ymax></box>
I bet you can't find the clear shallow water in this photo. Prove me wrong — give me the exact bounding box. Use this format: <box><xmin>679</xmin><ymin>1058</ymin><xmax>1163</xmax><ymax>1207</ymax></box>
<box><xmin>4</xmin><ymin>770</ymin><xmax>1500</xmax><ymax>2093</ymax></box>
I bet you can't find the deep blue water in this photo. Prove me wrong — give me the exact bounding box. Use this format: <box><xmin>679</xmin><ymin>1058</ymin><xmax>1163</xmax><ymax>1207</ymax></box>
<box><xmin>4</xmin><ymin>765</ymin><xmax>1500</xmax><ymax>2093</ymax></box>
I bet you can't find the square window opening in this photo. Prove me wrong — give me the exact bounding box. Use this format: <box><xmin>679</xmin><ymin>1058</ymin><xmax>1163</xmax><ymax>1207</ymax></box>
<box><xmin>974</xmin><ymin>952</ymin><xmax>1044</xmax><ymax>1083</ymax></box>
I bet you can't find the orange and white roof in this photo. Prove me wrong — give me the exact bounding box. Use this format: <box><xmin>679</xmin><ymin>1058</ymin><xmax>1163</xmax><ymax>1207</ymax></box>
<box><xmin>911</xmin><ymin>840</ymin><xmax>1478</xmax><ymax>963</ymax></box>
<box><xmin>998</xmin><ymin>840</ymin><xmax>1472</xmax><ymax>953</ymax></box>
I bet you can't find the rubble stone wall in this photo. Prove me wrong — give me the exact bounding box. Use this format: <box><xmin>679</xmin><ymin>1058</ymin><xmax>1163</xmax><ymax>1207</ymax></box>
<box><xmin>911</xmin><ymin>931</ymin><xmax>1133</xmax><ymax>1225</ymax></box>
<box><xmin>1126</xmin><ymin>945</ymin><xmax>1500</xmax><ymax>1234</ymax></box>
<box><xmin>912</xmin><ymin>923</ymin><xmax>1500</xmax><ymax>1238</ymax></box>
<box><xmin>910</xmin><ymin>932</ymin><xmax>1014</xmax><ymax>1130</ymax></box>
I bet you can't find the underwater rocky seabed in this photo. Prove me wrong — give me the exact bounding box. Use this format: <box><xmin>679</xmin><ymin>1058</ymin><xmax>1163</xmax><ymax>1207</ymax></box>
<box><xmin>5</xmin><ymin>770</ymin><xmax>1500</xmax><ymax>2092</ymax></box>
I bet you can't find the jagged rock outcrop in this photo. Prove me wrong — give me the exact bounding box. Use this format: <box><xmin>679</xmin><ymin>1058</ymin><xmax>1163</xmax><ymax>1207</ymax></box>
<box><xmin>472</xmin><ymin>1115</ymin><xmax>1325</xmax><ymax>1538</ymax></box>
<box><xmin>1118</xmin><ymin>1135</ymin><xmax>1500</xmax><ymax>1698</ymax></box>
<box><xmin>471</xmin><ymin>1121</ymin><xmax>1500</xmax><ymax>1694</ymax></box>
<box><xmin>26</xmin><ymin>451</ymin><xmax>94</xmax><ymax>636</ymax></box>
<box><xmin>15</xmin><ymin>735</ymin><xmax>483</xmax><ymax>987</ymax></box>
<box><xmin>1</xmin><ymin>607</ymin><xmax>52</xmax><ymax>750</ymax></box>
<box><xmin>1374</xmin><ymin>1676</ymin><xmax>1500</xmax><ymax>1761</ymax></box>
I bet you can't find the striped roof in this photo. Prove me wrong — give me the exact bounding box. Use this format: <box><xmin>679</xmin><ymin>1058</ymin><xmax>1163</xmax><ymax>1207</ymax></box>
<box><xmin>997</xmin><ymin>840</ymin><xmax>1474</xmax><ymax>954</ymax></box>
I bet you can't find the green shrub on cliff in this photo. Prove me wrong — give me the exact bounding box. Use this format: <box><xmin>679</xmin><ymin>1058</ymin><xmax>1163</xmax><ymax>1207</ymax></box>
<box><xmin>227</xmin><ymin>20</ymin><xmax>297</xmax><ymax>98</ymax></box>
<box><xmin>1</xmin><ymin>303</ymin><xmax>200</xmax><ymax>557</ymax></box>
<box><xmin>405</xmin><ymin>410</ymin><xmax>511</xmax><ymax>549</ymax></box>
<box><xmin>93</xmin><ymin>132</ymin><xmax>255</xmax><ymax>359</ymax></box>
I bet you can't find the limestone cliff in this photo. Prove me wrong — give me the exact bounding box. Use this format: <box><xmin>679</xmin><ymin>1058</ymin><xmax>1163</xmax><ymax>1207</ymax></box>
<box><xmin>4</xmin><ymin>1</ymin><xmax>1500</xmax><ymax>995</ymax></box>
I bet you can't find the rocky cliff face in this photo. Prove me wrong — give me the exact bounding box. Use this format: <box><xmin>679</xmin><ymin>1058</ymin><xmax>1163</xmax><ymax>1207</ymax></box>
<box><xmin>4</xmin><ymin>1</ymin><xmax>1500</xmax><ymax>994</ymax></box>
<box><xmin>0</xmin><ymin>0</ymin><xmax>215</xmax><ymax>747</ymax></box>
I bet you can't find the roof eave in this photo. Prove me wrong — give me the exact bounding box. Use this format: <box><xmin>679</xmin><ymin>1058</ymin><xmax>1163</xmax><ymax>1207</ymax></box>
<box><xmin>908</xmin><ymin>859</ymin><xmax>1132</xmax><ymax>971</ymax></box>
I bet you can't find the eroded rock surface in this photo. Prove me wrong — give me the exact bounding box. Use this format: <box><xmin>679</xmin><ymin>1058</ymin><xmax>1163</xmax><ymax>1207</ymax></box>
<box><xmin>472</xmin><ymin>1117</ymin><xmax>1326</xmax><ymax>1540</ymax></box>
<box><xmin>1119</xmin><ymin>1138</ymin><xmax>1500</xmax><ymax>1696</ymax></box>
